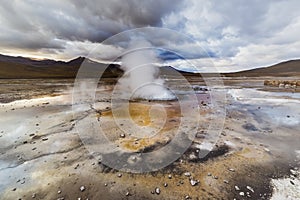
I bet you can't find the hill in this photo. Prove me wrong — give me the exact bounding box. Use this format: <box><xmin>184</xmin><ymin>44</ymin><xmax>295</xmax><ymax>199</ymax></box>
<box><xmin>0</xmin><ymin>54</ymin><xmax>121</xmax><ymax>78</ymax></box>
<box><xmin>224</xmin><ymin>59</ymin><xmax>300</xmax><ymax>77</ymax></box>
<box><xmin>0</xmin><ymin>54</ymin><xmax>299</xmax><ymax>78</ymax></box>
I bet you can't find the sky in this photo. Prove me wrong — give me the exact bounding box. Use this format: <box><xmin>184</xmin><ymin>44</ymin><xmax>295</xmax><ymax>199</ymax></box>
<box><xmin>0</xmin><ymin>0</ymin><xmax>300</xmax><ymax>72</ymax></box>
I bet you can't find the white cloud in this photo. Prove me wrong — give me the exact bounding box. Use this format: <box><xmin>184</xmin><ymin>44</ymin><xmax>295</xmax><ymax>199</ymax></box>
<box><xmin>0</xmin><ymin>0</ymin><xmax>300</xmax><ymax>72</ymax></box>
<box><xmin>162</xmin><ymin>0</ymin><xmax>300</xmax><ymax>72</ymax></box>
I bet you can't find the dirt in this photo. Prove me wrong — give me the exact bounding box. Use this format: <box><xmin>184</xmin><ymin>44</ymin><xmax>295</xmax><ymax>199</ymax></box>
<box><xmin>0</xmin><ymin>78</ymin><xmax>299</xmax><ymax>199</ymax></box>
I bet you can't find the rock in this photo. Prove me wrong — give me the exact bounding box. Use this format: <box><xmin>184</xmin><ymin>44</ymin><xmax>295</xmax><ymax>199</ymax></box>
<box><xmin>223</xmin><ymin>180</ymin><xmax>229</xmax><ymax>184</ymax></box>
<box><xmin>185</xmin><ymin>195</ymin><xmax>191</xmax><ymax>199</ymax></box>
<box><xmin>164</xmin><ymin>183</ymin><xmax>168</xmax><ymax>187</ymax></box>
<box><xmin>207</xmin><ymin>173</ymin><xmax>212</xmax><ymax>176</ymax></box>
<box><xmin>184</xmin><ymin>172</ymin><xmax>191</xmax><ymax>177</ymax></box>
<box><xmin>58</xmin><ymin>190</ymin><xmax>61</xmax><ymax>194</ymax></box>
<box><xmin>155</xmin><ymin>187</ymin><xmax>160</xmax><ymax>195</ymax></box>
<box><xmin>79</xmin><ymin>186</ymin><xmax>85</xmax><ymax>192</ymax></box>
<box><xmin>190</xmin><ymin>179</ymin><xmax>198</xmax><ymax>186</ymax></box>
<box><xmin>228</xmin><ymin>168</ymin><xmax>235</xmax><ymax>172</ymax></box>
<box><xmin>246</xmin><ymin>191</ymin><xmax>251</xmax><ymax>197</ymax></box>
<box><xmin>279</xmin><ymin>83</ymin><xmax>285</xmax><ymax>88</ymax></box>
<box><xmin>246</xmin><ymin>186</ymin><xmax>254</xmax><ymax>193</ymax></box>
<box><xmin>168</xmin><ymin>174</ymin><xmax>172</xmax><ymax>179</ymax></box>
<box><xmin>117</xmin><ymin>173</ymin><xmax>122</xmax><ymax>178</ymax></box>
<box><xmin>235</xmin><ymin>186</ymin><xmax>240</xmax><ymax>191</ymax></box>
<box><xmin>188</xmin><ymin>153</ymin><xmax>198</xmax><ymax>162</ymax></box>
<box><xmin>125</xmin><ymin>191</ymin><xmax>130</xmax><ymax>196</ymax></box>
<box><xmin>32</xmin><ymin>193</ymin><xmax>36</xmax><ymax>198</ymax></box>
<box><xmin>290</xmin><ymin>169</ymin><xmax>297</xmax><ymax>175</ymax></box>
<box><xmin>120</xmin><ymin>133</ymin><xmax>125</xmax><ymax>138</ymax></box>
<box><xmin>239</xmin><ymin>192</ymin><xmax>245</xmax><ymax>196</ymax></box>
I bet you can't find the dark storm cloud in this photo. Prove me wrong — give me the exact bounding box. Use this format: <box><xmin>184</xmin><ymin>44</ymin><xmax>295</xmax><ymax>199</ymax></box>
<box><xmin>0</xmin><ymin>0</ymin><xmax>184</xmax><ymax>51</ymax></box>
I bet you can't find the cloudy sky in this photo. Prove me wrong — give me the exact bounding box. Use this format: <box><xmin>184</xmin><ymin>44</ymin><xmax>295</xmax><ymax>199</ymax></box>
<box><xmin>0</xmin><ymin>0</ymin><xmax>300</xmax><ymax>72</ymax></box>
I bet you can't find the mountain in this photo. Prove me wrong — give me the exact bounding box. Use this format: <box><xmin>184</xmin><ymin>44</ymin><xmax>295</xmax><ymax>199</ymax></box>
<box><xmin>0</xmin><ymin>54</ymin><xmax>122</xmax><ymax>78</ymax></box>
<box><xmin>0</xmin><ymin>53</ymin><xmax>299</xmax><ymax>78</ymax></box>
<box><xmin>224</xmin><ymin>59</ymin><xmax>300</xmax><ymax>77</ymax></box>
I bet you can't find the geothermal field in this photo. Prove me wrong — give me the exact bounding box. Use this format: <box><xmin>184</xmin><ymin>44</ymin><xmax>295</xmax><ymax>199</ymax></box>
<box><xmin>0</xmin><ymin>75</ymin><xmax>299</xmax><ymax>200</ymax></box>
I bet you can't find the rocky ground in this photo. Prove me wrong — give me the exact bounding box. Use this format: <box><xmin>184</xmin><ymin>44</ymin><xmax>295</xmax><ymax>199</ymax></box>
<box><xmin>0</xmin><ymin>78</ymin><xmax>299</xmax><ymax>200</ymax></box>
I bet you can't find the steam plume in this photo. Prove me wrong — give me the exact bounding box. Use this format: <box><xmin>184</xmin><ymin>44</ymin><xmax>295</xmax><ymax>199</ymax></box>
<box><xmin>116</xmin><ymin>40</ymin><xmax>175</xmax><ymax>100</ymax></box>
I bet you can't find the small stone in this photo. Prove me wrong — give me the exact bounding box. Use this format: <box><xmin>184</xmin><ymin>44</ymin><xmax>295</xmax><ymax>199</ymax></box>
<box><xmin>155</xmin><ymin>187</ymin><xmax>160</xmax><ymax>195</ymax></box>
<box><xmin>264</xmin><ymin>148</ymin><xmax>270</xmax><ymax>153</ymax></box>
<box><xmin>229</xmin><ymin>168</ymin><xmax>235</xmax><ymax>172</ymax></box>
<box><xmin>190</xmin><ymin>179</ymin><xmax>198</xmax><ymax>186</ymax></box>
<box><xmin>131</xmin><ymin>156</ymin><xmax>137</xmax><ymax>162</ymax></box>
<box><xmin>12</xmin><ymin>188</ymin><xmax>16</xmax><ymax>191</ymax></box>
<box><xmin>290</xmin><ymin>180</ymin><xmax>295</xmax><ymax>185</ymax></box>
<box><xmin>235</xmin><ymin>186</ymin><xmax>240</xmax><ymax>191</ymax></box>
<box><xmin>184</xmin><ymin>172</ymin><xmax>191</xmax><ymax>177</ymax></box>
<box><xmin>79</xmin><ymin>186</ymin><xmax>85</xmax><ymax>192</ymax></box>
<box><xmin>32</xmin><ymin>193</ymin><xmax>36</xmax><ymax>198</ymax></box>
<box><xmin>104</xmin><ymin>183</ymin><xmax>108</xmax><ymax>187</ymax></box>
<box><xmin>246</xmin><ymin>186</ymin><xmax>254</xmax><ymax>193</ymax></box>
<box><xmin>290</xmin><ymin>169</ymin><xmax>297</xmax><ymax>175</ymax></box>
<box><xmin>185</xmin><ymin>195</ymin><xmax>191</xmax><ymax>199</ymax></box>
<box><xmin>239</xmin><ymin>192</ymin><xmax>245</xmax><ymax>196</ymax></box>
<box><xmin>120</xmin><ymin>133</ymin><xmax>125</xmax><ymax>138</ymax></box>
<box><xmin>164</xmin><ymin>183</ymin><xmax>168</xmax><ymax>187</ymax></box>
<box><xmin>213</xmin><ymin>176</ymin><xmax>218</xmax><ymax>179</ymax></box>
<box><xmin>246</xmin><ymin>191</ymin><xmax>251</xmax><ymax>197</ymax></box>
<box><xmin>42</xmin><ymin>138</ymin><xmax>48</xmax><ymax>141</ymax></box>
<box><xmin>223</xmin><ymin>180</ymin><xmax>229</xmax><ymax>184</ymax></box>
<box><xmin>58</xmin><ymin>190</ymin><xmax>61</xmax><ymax>194</ymax></box>
<box><xmin>117</xmin><ymin>173</ymin><xmax>122</xmax><ymax>178</ymax></box>
<box><xmin>125</xmin><ymin>191</ymin><xmax>130</xmax><ymax>196</ymax></box>
<box><xmin>207</xmin><ymin>173</ymin><xmax>212</xmax><ymax>176</ymax></box>
<box><xmin>168</xmin><ymin>174</ymin><xmax>172</xmax><ymax>179</ymax></box>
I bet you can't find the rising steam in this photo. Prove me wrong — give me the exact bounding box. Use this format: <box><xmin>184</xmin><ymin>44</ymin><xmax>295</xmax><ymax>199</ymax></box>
<box><xmin>116</xmin><ymin>40</ymin><xmax>175</xmax><ymax>100</ymax></box>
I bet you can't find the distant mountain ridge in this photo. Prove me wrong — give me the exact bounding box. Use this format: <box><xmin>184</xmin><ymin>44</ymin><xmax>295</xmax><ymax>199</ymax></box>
<box><xmin>0</xmin><ymin>53</ymin><xmax>299</xmax><ymax>78</ymax></box>
<box><xmin>224</xmin><ymin>59</ymin><xmax>300</xmax><ymax>77</ymax></box>
<box><xmin>0</xmin><ymin>54</ymin><xmax>121</xmax><ymax>78</ymax></box>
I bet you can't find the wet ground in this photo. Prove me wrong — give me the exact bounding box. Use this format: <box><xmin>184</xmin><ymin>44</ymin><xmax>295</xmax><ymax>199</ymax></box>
<box><xmin>0</xmin><ymin>77</ymin><xmax>299</xmax><ymax>199</ymax></box>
